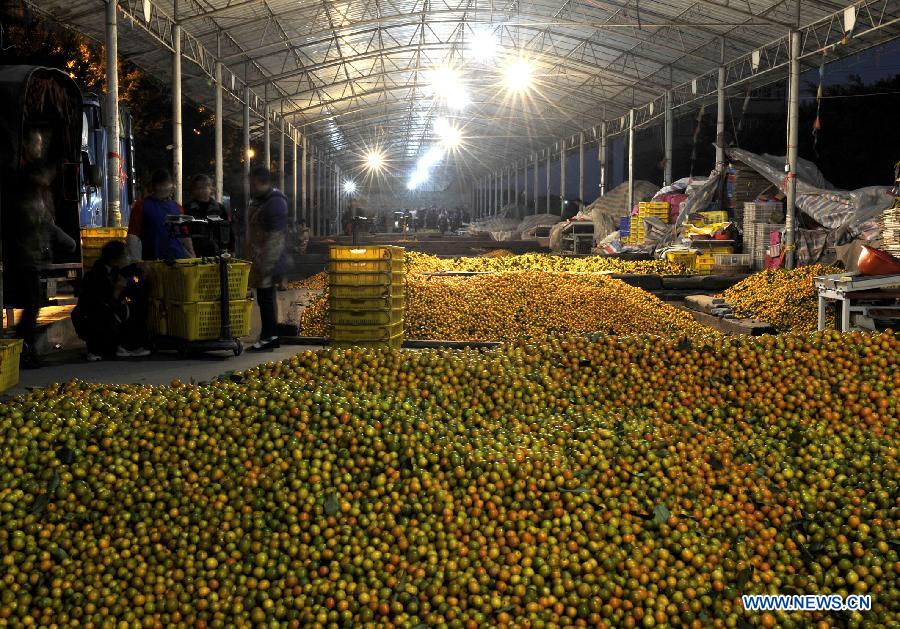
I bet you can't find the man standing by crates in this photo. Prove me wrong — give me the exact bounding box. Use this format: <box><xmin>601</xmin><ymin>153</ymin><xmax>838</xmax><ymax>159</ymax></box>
<box><xmin>246</xmin><ymin>167</ymin><xmax>288</xmax><ymax>351</ymax></box>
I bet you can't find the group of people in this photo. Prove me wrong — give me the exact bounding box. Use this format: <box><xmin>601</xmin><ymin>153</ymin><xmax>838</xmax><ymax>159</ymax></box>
<box><xmin>404</xmin><ymin>207</ymin><xmax>467</xmax><ymax>234</ymax></box>
<box><xmin>70</xmin><ymin>165</ymin><xmax>293</xmax><ymax>363</ymax></box>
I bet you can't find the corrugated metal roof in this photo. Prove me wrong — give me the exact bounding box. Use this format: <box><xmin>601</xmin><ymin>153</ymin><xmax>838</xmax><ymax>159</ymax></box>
<box><xmin>28</xmin><ymin>0</ymin><xmax>900</xmax><ymax>179</ymax></box>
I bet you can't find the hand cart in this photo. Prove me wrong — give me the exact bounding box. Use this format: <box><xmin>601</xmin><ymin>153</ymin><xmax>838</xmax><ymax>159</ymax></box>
<box><xmin>153</xmin><ymin>215</ymin><xmax>245</xmax><ymax>358</ymax></box>
<box><xmin>814</xmin><ymin>272</ymin><xmax>900</xmax><ymax>332</ymax></box>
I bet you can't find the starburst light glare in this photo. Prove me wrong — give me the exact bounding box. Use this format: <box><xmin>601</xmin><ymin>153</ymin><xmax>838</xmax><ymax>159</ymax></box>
<box><xmin>504</xmin><ymin>58</ymin><xmax>533</xmax><ymax>93</ymax></box>
<box><xmin>469</xmin><ymin>28</ymin><xmax>498</xmax><ymax>62</ymax></box>
<box><xmin>365</xmin><ymin>151</ymin><xmax>385</xmax><ymax>171</ymax></box>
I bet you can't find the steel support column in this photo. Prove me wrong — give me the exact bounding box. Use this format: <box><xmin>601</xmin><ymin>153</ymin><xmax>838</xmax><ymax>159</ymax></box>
<box><xmin>785</xmin><ymin>29</ymin><xmax>800</xmax><ymax>269</ymax></box>
<box><xmin>664</xmin><ymin>90</ymin><xmax>673</xmax><ymax>186</ymax></box>
<box><xmin>263</xmin><ymin>105</ymin><xmax>271</xmax><ymax>171</ymax></box>
<box><xmin>545</xmin><ymin>152</ymin><xmax>550</xmax><ymax>214</ymax></box>
<box><xmin>599</xmin><ymin>122</ymin><xmax>607</xmax><ymax>197</ymax></box>
<box><xmin>578</xmin><ymin>132</ymin><xmax>584</xmax><ymax>205</ymax></box>
<box><xmin>301</xmin><ymin>136</ymin><xmax>307</xmax><ymax>224</ymax></box>
<box><xmin>627</xmin><ymin>109</ymin><xmax>635</xmax><ymax>216</ymax></box>
<box><xmin>214</xmin><ymin>61</ymin><xmax>224</xmax><ymax>203</ymax></box>
<box><xmin>523</xmin><ymin>162</ymin><xmax>528</xmax><ymax>211</ymax></box>
<box><xmin>716</xmin><ymin>65</ymin><xmax>726</xmax><ymax>171</ymax></box>
<box><xmin>317</xmin><ymin>153</ymin><xmax>323</xmax><ymax>235</ymax></box>
<box><xmin>291</xmin><ymin>130</ymin><xmax>298</xmax><ymax>220</ymax></box>
<box><xmin>559</xmin><ymin>142</ymin><xmax>566</xmax><ymax>214</ymax></box>
<box><xmin>172</xmin><ymin>17</ymin><xmax>183</xmax><ymax>204</ymax></box>
<box><xmin>514</xmin><ymin>166</ymin><xmax>520</xmax><ymax>210</ymax></box>
<box><xmin>242</xmin><ymin>86</ymin><xmax>250</xmax><ymax>255</ymax></box>
<box><xmin>533</xmin><ymin>154</ymin><xmax>538</xmax><ymax>215</ymax></box>
<box><xmin>493</xmin><ymin>173</ymin><xmax>499</xmax><ymax>215</ymax></box>
<box><xmin>105</xmin><ymin>0</ymin><xmax>121</xmax><ymax>226</ymax></box>
<box><xmin>279</xmin><ymin>120</ymin><xmax>285</xmax><ymax>191</ymax></box>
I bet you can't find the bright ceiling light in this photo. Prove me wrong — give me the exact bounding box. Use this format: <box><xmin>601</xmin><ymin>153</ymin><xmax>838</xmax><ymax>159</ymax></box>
<box><xmin>469</xmin><ymin>28</ymin><xmax>498</xmax><ymax>62</ymax></box>
<box><xmin>428</xmin><ymin>67</ymin><xmax>460</xmax><ymax>95</ymax></box>
<box><xmin>343</xmin><ymin>180</ymin><xmax>357</xmax><ymax>194</ymax></box>
<box><xmin>428</xmin><ymin>66</ymin><xmax>470</xmax><ymax>111</ymax></box>
<box><xmin>504</xmin><ymin>58</ymin><xmax>533</xmax><ymax>93</ymax></box>
<box><xmin>365</xmin><ymin>150</ymin><xmax>385</xmax><ymax>171</ymax></box>
<box><xmin>434</xmin><ymin>117</ymin><xmax>462</xmax><ymax>149</ymax></box>
<box><xmin>446</xmin><ymin>89</ymin><xmax>470</xmax><ymax>111</ymax></box>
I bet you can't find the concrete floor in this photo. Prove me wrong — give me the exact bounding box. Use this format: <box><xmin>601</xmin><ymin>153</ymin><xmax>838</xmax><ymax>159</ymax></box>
<box><xmin>9</xmin><ymin>343</ymin><xmax>322</xmax><ymax>396</ymax></box>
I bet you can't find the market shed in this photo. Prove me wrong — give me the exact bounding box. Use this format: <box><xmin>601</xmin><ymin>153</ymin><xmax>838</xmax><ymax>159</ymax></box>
<box><xmin>25</xmin><ymin>0</ymin><xmax>900</xmax><ymax>259</ymax></box>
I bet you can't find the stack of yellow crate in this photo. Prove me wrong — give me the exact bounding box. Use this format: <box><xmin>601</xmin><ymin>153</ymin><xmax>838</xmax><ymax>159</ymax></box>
<box><xmin>80</xmin><ymin>227</ymin><xmax>128</xmax><ymax>271</ymax></box>
<box><xmin>149</xmin><ymin>258</ymin><xmax>252</xmax><ymax>340</ymax></box>
<box><xmin>329</xmin><ymin>246</ymin><xmax>405</xmax><ymax>348</ymax></box>
<box><xmin>630</xmin><ymin>202</ymin><xmax>670</xmax><ymax>243</ymax></box>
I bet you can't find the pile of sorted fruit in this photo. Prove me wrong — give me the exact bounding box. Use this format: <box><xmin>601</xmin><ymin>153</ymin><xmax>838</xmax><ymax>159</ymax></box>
<box><xmin>288</xmin><ymin>252</ymin><xmax>690</xmax><ymax>292</ymax></box>
<box><xmin>721</xmin><ymin>264</ymin><xmax>841</xmax><ymax>332</ymax></box>
<box><xmin>0</xmin><ymin>331</ymin><xmax>896</xmax><ymax>627</ymax></box>
<box><xmin>298</xmin><ymin>271</ymin><xmax>710</xmax><ymax>341</ymax></box>
<box><xmin>405</xmin><ymin>251</ymin><xmax>688</xmax><ymax>275</ymax></box>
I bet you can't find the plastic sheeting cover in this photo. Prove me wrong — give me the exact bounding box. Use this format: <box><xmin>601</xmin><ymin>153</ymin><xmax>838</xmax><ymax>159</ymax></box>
<box><xmin>726</xmin><ymin>148</ymin><xmax>894</xmax><ymax>235</ymax></box>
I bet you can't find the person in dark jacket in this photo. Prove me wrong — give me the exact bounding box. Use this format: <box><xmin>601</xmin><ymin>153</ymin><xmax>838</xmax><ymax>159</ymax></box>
<box><xmin>128</xmin><ymin>170</ymin><xmax>196</xmax><ymax>261</ymax></box>
<box><xmin>71</xmin><ymin>240</ymin><xmax>151</xmax><ymax>361</ymax></box>
<box><xmin>186</xmin><ymin>174</ymin><xmax>231</xmax><ymax>255</ymax></box>
<box><xmin>247</xmin><ymin>167</ymin><xmax>288</xmax><ymax>351</ymax></box>
<box><xmin>3</xmin><ymin>127</ymin><xmax>77</xmax><ymax>368</ymax></box>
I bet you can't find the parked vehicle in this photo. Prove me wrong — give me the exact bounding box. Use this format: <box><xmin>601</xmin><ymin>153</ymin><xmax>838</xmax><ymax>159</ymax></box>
<box><xmin>79</xmin><ymin>93</ymin><xmax>138</xmax><ymax>227</ymax></box>
<box><xmin>0</xmin><ymin>65</ymin><xmax>84</xmax><ymax>313</ymax></box>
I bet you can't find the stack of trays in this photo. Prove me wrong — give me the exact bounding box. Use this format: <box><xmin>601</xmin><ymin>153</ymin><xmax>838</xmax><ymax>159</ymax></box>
<box><xmin>328</xmin><ymin>246</ymin><xmax>405</xmax><ymax>348</ymax></box>
<box><xmin>631</xmin><ymin>202</ymin><xmax>671</xmax><ymax>242</ymax></box>
<box><xmin>883</xmin><ymin>206</ymin><xmax>900</xmax><ymax>257</ymax></box>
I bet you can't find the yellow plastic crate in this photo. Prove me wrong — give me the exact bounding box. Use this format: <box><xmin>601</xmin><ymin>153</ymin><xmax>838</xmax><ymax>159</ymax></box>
<box><xmin>664</xmin><ymin>251</ymin><xmax>697</xmax><ymax>268</ymax></box>
<box><xmin>329</xmin><ymin>258</ymin><xmax>405</xmax><ymax>274</ymax></box>
<box><xmin>699</xmin><ymin>211</ymin><xmax>729</xmax><ymax>224</ymax></box>
<box><xmin>331</xmin><ymin>321</ymin><xmax>404</xmax><ymax>342</ymax></box>
<box><xmin>330</xmin><ymin>295</ymin><xmax>404</xmax><ymax>311</ymax></box>
<box><xmin>162</xmin><ymin>258</ymin><xmax>251</xmax><ymax>301</ymax></box>
<box><xmin>331</xmin><ymin>308</ymin><xmax>404</xmax><ymax>326</ymax></box>
<box><xmin>0</xmin><ymin>339</ymin><xmax>23</xmax><ymax>393</ymax></box>
<box><xmin>329</xmin><ymin>271</ymin><xmax>405</xmax><ymax>287</ymax></box>
<box><xmin>695</xmin><ymin>254</ymin><xmax>715</xmax><ymax>275</ymax></box>
<box><xmin>165</xmin><ymin>299</ymin><xmax>253</xmax><ymax>341</ymax></box>
<box><xmin>147</xmin><ymin>299</ymin><xmax>167</xmax><ymax>336</ymax></box>
<box><xmin>80</xmin><ymin>227</ymin><xmax>128</xmax><ymax>270</ymax></box>
<box><xmin>331</xmin><ymin>334</ymin><xmax>404</xmax><ymax>349</ymax></box>
<box><xmin>639</xmin><ymin>201</ymin><xmax>670</xmax><ymax>209</ymax></box>
<box><xmin>329</xmin><ymin>245</ymin><xmax>405</xmax><ymax>260</ymax></box>
<box><xmin>329</xmin><ymin>283</ymin><xmax>405</xmax><ymax>299</ymax></box>
<box><xmin>706</xmin><ymin>245</ymin><xmax>734</xmax><ymax>255</ymax></box>
<box><xmin>144</xmin><ymin>261</ymin><xmax>168</xmax><ymax>299</ymax></box>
